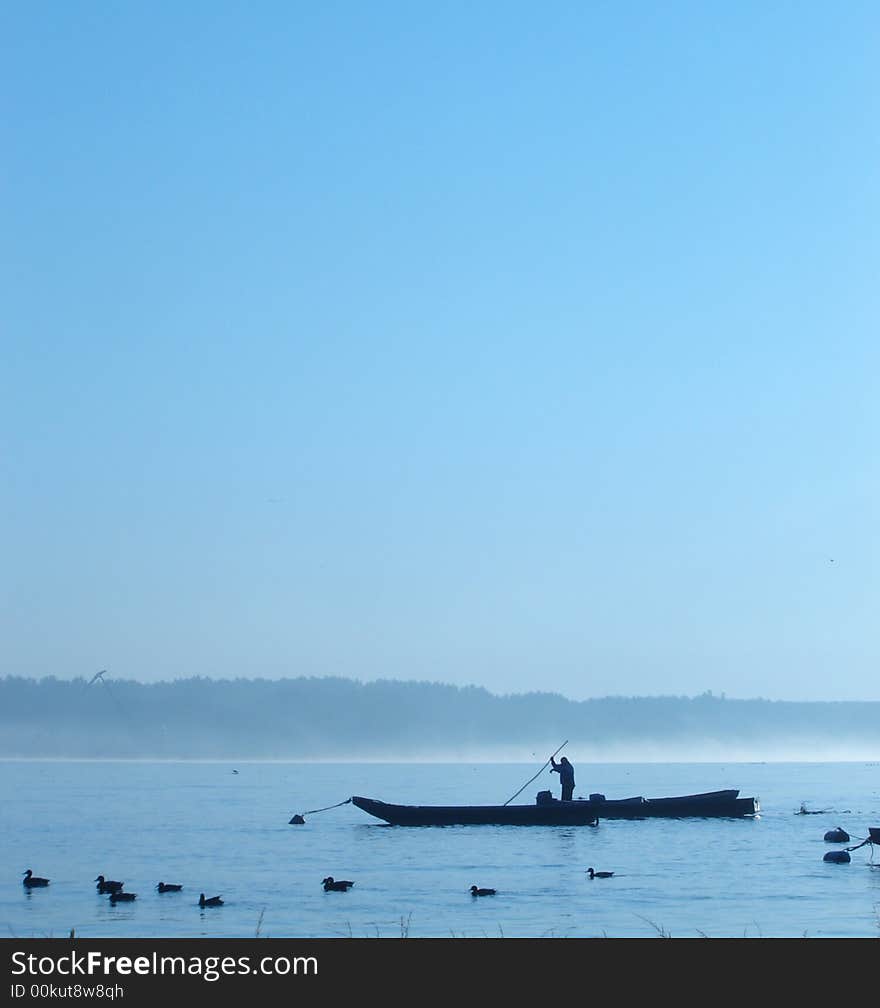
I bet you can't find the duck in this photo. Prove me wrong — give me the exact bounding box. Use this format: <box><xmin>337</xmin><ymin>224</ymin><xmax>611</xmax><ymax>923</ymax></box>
<box><xmin>322</xmin><ymin>877</ymin><xmax>354</xmax><ymax>892</ymax></box>
<box><xmin>586</xmin><ymin>868</ymin><xmax>614</xmax><ymax>879</ymax></box>
<box><xmin>199</xmin><ymin>893</ymin><xmax>224</xmax><ymax>907</ymax></box>
<box><xmin>23</xmin><ymin>869</ymin><xmax>50</xmax><ymax>888</ymax></box>
<box><xmin>156</xmin><ymin>882</ymin><xmax>183</xmax><ymax>893</ymax></box>
<box><xmin>95</xmin><ymin>875</ymin><xmax>124</xmax><ymax>894</ymax></box>
<box><xmin>109</xmin><ymin>891</ymin><xmax>137</xmax><ymax>903</ymax></box>
<box><xmin>470</xmin><ymin>885</ymin><xmax>496</xmax><ymax>896</ymax></box>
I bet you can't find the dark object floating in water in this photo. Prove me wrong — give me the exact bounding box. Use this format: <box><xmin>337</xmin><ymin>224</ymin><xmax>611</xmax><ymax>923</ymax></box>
<box><xmin>289</xmin><ymin>814</ymin><xmax>305</xmax><ymax>824</ymax></box>
<box><xmin>823</xmin><ymin>850</ymin><xmax>851</xmax><ymax>864</ymax></box>
<box><xmin>156</xmin><ymin>882</ymin><xmax>183</xmax><ymax>892</ymax></box>
<box><xmin>199</xmin><ymin>893</ymin><xmax>224</xmax><ymax>906</ymax></box>
<box><xmin>350</xmin><ymin>788</ymin><xmax>759</xmax><ymax>826</ymax></box>
<box><xmin>470</xmin><ymin>885</ymin><xmax>496</xmax><ymax>896</ymax></box>
<box><xmin>587</xmin><ymin>868</ymin><xmax>614</xmax><ymax>879</ymax></box>
<box><xmin>824</xmin><ymin>827</ymin><xmax>850</xmax><ymax>843</ymax></box>
<box><xmin>95</xmin><ymin>875</ymin><xmax>123</xmax><ymax>894</ymax></box>
<box><xmin>322</xmin><ymin>877</ymin><xmax>354</xmax><ymax>892</ymax></box>
<box><xmin>109</xmin><ymin>891</ymin><xmax>137</xmax><ymax>902</ymax></box>
<box><xmin>23</xmin><ymin>870</ymin><xmax>50</xmax><ymax>888</ymax></box>
<box><xmin>796</xmin><ymin>804</ymin><xmax>828</xmax><ymax>815</ymax></box>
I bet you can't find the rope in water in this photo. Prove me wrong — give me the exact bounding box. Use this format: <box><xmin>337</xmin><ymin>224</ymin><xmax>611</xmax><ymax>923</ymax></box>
<box><xmin>289</xmin><ymin>797</ymin><xmax>352</xmax><ymax>822</ymax></box>
<box><xmin>845</xmin><ymin>834</ymin><xmax>876</xmax><ymax>852</ymax></box>
<box><xmin>301</xmin><ymin>797</ymin><xmax>352</xmax><ymax>815</ymax></box>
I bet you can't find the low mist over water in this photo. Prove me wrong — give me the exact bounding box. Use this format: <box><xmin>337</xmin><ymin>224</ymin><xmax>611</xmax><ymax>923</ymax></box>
<box><xmin>2</xmin><ymin>675</ymin><xmax>879</xmax><ymax>763</ymax></box>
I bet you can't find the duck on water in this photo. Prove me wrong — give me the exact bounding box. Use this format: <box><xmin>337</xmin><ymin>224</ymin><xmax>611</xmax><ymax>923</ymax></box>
<box><xmin>95</xmin><ymin>875</ymin><xmax>123</xmax><ymax>894</ymax></box>
<box><xmin>23</xmin><ymin>870</ymin><xmax>50</xmax><ymax>888</ymax></box>
<box><xmin>322</xmin><ymin>877</ymin><xmax>354</xmax><ymax>891</ymax></box>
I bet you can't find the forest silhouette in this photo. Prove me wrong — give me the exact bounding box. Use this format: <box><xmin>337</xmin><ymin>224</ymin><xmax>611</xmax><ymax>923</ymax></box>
<box><xmin>2</xmin><ymin>675</ymin><xmax>879</xmax><ymax>760</ymax></box>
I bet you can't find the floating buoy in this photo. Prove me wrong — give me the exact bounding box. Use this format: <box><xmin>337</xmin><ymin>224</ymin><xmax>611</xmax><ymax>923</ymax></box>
<box><xmin>824</xmin><ymin>827</ymin><xmax>850</xmax><ymax>843</ymax></box>
<box><xmin>823</xmin><ymin>850</ymin><xmax>851</xmax><ymax>863</ymax></box>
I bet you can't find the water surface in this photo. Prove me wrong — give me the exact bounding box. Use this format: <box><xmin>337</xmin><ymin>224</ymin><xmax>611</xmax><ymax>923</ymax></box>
<box><xmin>3</xmin><ymin>760</ymin><xmax>879</xmax><ymax>938</ymax></box>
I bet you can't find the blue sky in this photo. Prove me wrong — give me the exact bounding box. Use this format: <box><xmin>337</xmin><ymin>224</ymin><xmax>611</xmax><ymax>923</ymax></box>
<box><xmin>3</xmin><ymin>2</ymin><xmax>878</xmax><ymax>701</ymax></box>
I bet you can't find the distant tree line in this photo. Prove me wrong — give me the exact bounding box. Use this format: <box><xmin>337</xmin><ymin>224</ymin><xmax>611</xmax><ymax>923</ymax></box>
<box><xmin>1</xmin><ymin>675</ymin><xmax>879</xmax><ymax>760</ymax></box>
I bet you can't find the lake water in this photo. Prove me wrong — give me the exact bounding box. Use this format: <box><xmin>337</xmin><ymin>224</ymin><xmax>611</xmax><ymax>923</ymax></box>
<box><xmin>3</xmin><ymin>760</ymin><xmax>879</xmax><ymax>939</ymax></box>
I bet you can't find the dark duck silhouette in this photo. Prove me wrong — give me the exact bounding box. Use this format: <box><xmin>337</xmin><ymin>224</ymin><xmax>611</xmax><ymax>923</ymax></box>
<box><xmin>109</xmin><ymin>891</ymin><xmax>137</xmax><ymax>903</ymax></box>
<box><xmin>470</xmin><ymin>885</ymin><xmax>496</xmax><ymax>896</ymax></box>
<box><xmin>95</xmin><ymin>875</ymin><xmax>124</xmax><ymax>894</ymax></box>
<box><xmin>322</xmin><ymin>877</ymin><xmax>354</xmax><ymax>891</ymax></box>
<box><xmin>586</xmin><ymin>868</ymin><xmax>614</xmax><ymax>879</ymax></box>
<box><xmin>156</xmin><ymin>882</ymin><xmax>183</xmax><ymax>893</ymax></box>
<box><xmin>23</xmin><ymin>870</ymin><xmax>50</xmax><ymax>888</ymax></box>
<box><xmin>199</xmin><ymin>893</ymin><xmax>224</xmax><ymax>906</ymax></box>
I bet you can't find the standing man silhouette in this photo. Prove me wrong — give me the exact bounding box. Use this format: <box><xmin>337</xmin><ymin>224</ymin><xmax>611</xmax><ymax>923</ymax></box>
<box><xmin>550</xmin><ymin>755</ymin><xmax>575</xmax><ymax>801</ymax></box>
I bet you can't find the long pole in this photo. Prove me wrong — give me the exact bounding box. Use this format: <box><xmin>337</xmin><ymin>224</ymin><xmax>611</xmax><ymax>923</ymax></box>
<box><xmin>503</xmin><ymin>740</ymin><xmax>568</xmax><ymax>806</ymax></box>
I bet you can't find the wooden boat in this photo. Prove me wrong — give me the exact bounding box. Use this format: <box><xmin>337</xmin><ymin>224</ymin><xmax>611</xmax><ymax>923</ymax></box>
<box><xmin>351</xmin><ymin>788</ymin><xmax>759</xmax><ymax>826</ymax></box>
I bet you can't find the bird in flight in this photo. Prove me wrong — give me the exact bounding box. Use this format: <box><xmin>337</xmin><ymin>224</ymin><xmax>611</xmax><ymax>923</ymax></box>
<box><xmin>88</xmin><ymin>670</ymin><xmax>106</xmax><ymax>687</ymax></box>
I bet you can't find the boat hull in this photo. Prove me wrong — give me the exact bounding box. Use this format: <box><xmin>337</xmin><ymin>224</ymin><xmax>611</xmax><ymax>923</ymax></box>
<box><xmin>351</xmin><ymin>796</ymin><xmax>599</xmax><ymax>826</ymax></box>
<box><xmin>595</xmin><ymin>789</ymin><xmax>759</xmax><ymax>819</ymax></box>
<box><xmin>351</xmin><ymin>790</ymin><xmax>759</xmax><ymax>826</ymax></box>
